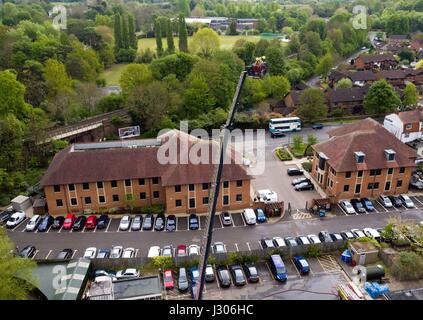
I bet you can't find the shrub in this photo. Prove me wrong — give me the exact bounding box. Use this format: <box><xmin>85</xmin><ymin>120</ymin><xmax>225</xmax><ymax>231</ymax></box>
<box><xmin>151</xmin><ymin>256</ymin><xmax>175</xmax><ymax>270</ymax></box>
<box><xmin>275</xmin><ymin>148</ymin><xmax>292</xmax><ymax>161</ymax></box>
<box><xmin>306</xmin><ymin>245</ymin><xmax>321</xmax><ymax>257</ymax></box>
<box><xmin>302</xmin><ymin>161</ymin><xmax>312</xmax><ymax>172</ymax></box>
<box><xmin>358</xmin><ymin>236</ymin><xmax>381</xmax><ymax>248</ymax></box>
<box><xmin>391</xmin><ymin>251</ymin><xmax>423</xmax><ymax>280</ymax></box>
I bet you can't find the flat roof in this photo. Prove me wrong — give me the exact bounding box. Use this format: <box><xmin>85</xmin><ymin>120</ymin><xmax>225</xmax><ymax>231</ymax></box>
<box><xmin>113</xmin><ymin>276</ymin><xmax>162</xmax><ymax>300</ymax></box>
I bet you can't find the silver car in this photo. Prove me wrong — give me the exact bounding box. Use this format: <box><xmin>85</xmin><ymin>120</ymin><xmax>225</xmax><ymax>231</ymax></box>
<box><xmin>122</xmin><ymin>247</ymin><xmax>135</xmax><ymax>258</ymax></box>
<box><xmin>213</xmin><ymin>242</ymin><xmax>226</xmax><ymax>254</ymax></box>
<box><xmin>131</xmin><ymin>215</ymin><xmax>142</xmax><ymax>231</ymax></box>
<box><xmin>110</xmin><ymin>246</ymin><xmax>123</xmax><ymax>258</ymax></box>
<box><xmin>119</xmin><ymin>215</ymin><xmax>131</xmax><ymax>231</ymax></box>
<box><xmin>25</xmin><ymin>215</ymin><xmax>42</xmax><ymax>232</ymax></box>
<box><xmin>162</xmin><ymin>245</ymin><xmax>173</xmax><ymax>257</ymax></box>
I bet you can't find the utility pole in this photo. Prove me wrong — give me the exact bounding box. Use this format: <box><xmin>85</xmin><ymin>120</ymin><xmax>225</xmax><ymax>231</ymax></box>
<box><xmin>195</xmin><ymin>71</ymin><xmax>247</xmax><ymax>300</ymax></box>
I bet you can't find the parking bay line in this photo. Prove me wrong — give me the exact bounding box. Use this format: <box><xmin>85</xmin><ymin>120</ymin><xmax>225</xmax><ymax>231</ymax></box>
<box><xmin>135</xmin><ymin>249</ymin><xmax>139</xmax><ymax>258</ymax></box>
<box><xmin>234</xmin><ymin>243</ymin><xmax>239</xmax><ymax>252</ymax></box>
<box><xmin>31</xmin><ymin>250</ymin><xmax>39</xmax><ymax>260</ymax></box>
<box><xmin>105</xmin><ymin>218</ymin><xmax>112</xmax><ymax>232</ymax></box>
<box><xmin>246</xmin><ymin>242</ymin><xmax>251</xmax><ymax>251</ymax></box>
<box><xmin>337</xmin><ymin>204</ymin><xmax>349</xmax><ymax>216</ymax></box>
<box><xmin>71</xmin><ymin>249</ymin><xmax>77</xmax><ymax>259</ymax></box>
<box><xmin>45</xmin><ymin>250</ymin><xmax>52</xmax><ymax>259</ymax></box>
<box><xmin>413</xmin><ymin>196</ymin><xmax>423</xmax><ymax>206</ymax></box>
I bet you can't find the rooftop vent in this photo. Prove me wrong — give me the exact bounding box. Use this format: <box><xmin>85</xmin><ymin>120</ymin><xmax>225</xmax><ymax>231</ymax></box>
<box><xmin>354</xmin><ymin>151</ymin><xmax>365</xmax><ymax>163</ymax></box>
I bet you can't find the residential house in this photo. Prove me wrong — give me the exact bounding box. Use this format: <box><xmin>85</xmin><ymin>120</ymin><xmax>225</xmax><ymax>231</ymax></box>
<box><xmin>325</xmin><ymin>87</ymin><xmax>369</xmax><ymax>114</ymax></box>
<box><xmin>384</xmin><ymin>109</ymin><xmax>423</xmax><ymax>143</ymax></box>
<box><xmin>311</xmin><ymin>118</ymin><xmax>417</xmax><ymax>202</ymax></box>
<box><xmin>354</xmin><ymin>53</ymin><xmax>398</xmax><ymax>71</ymax></box>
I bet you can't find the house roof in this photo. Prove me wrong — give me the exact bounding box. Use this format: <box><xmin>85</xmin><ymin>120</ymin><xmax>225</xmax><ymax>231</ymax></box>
<box><xmin>389</xmin><ymin>35</ymin><xmax>408</xmax><ymax>40</ymax></box>
<box><xmin>287</xmin><ymin>90</ymin><xmax>302</xmax><ymax>105</ymax></box>
<box><xmin>314</xmin><ymin>118</ymin><xmax>417</xmax><ymax>172</ymax></box>
<box><xmin>397</xmin><ymin>109</ymin><xmax>423</xmax><ymax>124</ymax></box>
<box><xmin>376</xmin><ymin>69</ymin><xmax>407</xmax><ymax>79</ymax></box>
<box><xmin>357</xmin><ymin>53</ymin><xmax>396</xmax><ymax>63</ymax></box>
<box><xmin>325</xmin><ymin>87</ymin><xmax>368</xmax><ymax>103</ymax></box>
<box><xmin>347</xmin><ymin>70</ymin><xmax>378</xmax><ymax>82</ymax></box>
<box><xmin>329</xmin><ymin>70</ymin><xmax>348</xmax><ymax>82</ymax></box>
<box><xmin>40</xmin><ymin>130</ymin><xmax>251</xmax><ymax>187</ymax></box>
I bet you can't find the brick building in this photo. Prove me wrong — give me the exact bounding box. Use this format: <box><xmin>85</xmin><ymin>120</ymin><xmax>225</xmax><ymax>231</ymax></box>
<box><xmin>384</xmin><ymin>109</ymin><xmax>423</xmax><ymax>143</ymax></box>
<box><xmin>325</xmin><ymin>87</ymin><xmax>368</xmax><ymax>114</ymax></box>
<box><xmin>354</xmin><ymin>53</ymin><xmax>398</xmax><ymax>71</ymax></box>
<box><xmin>311</xmin><ymin>118</ymin><xmax>417</xmax><ymax>202</ymax></box>
<box><xmin>41</xmin><ymin>130</ymin><xmax>252</xmax><ymax>216</ymax></box>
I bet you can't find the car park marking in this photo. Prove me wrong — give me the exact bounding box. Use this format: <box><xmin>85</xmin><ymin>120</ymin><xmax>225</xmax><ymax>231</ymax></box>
<box><xmin>258</xmin><ymin>241</ymin><xmax>263</xmax><ymax>250</ymax></box>
<box><xmin>31</xmin><ymin>250</ymin><xmax>39</xmax><ymax>260</ymax></box>
<box><xmin>376</xmin><ymin>200</ymin><xmax>389</xmax><ymax>212</ymax></box>
<box><xmin>105</xmin><ymin>218</ymin><xmax>112</xmax><ymax>232</ymax></box>
<box><xmin>337</xmin><ymin>204</ymin><xmax>349</xmax><ymax>216</ymax></box>
<box><xmin>234</xmin><ymin>243</ymin><xmax>239</xmax><ymax>252</ymax></box>
<box><xmin>45</xmin><ymin>250</ymin><xmax>52</xmax><ymax>259</ymax></box>
<box><xmin>135</xmin><ymin>249</ymin><xmax>139</xmax><ymax>257</ymax></box>
<box><xmin>290</xmin><ymin>259</ymin><xmax>301</xmax><ymax>276</ymax></box>
<box><xmin>47</xmin><ymin>225</ymin><xmax>53</xmax><ymax>233</ymax></box>
<box><xmin>246</xmin><ymin>242</ymin><xmax>251</xmax><ymax>251</ymax></box>
<box><xmin>71</xmin><ymin>250</ymin><xmax>77</xmax><ymax>259</ymax></box>
<box><xmin>412</xmin><ymin>196</ymin><xmax>423</xmax><ymax>206</ymax></box>
<box><xmin>317</xmin><ymin>255</ymin><xmax>341</xmax><ymax>274</ymax></box>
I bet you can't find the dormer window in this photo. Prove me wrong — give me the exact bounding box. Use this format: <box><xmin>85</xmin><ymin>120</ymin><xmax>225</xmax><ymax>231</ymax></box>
<box><xmin>354</xmin><ymin>151</ymin><xmax>365</xmax><ymax>163</ymax></box>
<box><xmin>385</xmin><ymin>149</ymin><xmax>396</xmax><ymax>161</ymax></box>
<box><xmin>318</xmin><ymin>152</ymin><xmax>329</xmax><ymax>170</ymax></box>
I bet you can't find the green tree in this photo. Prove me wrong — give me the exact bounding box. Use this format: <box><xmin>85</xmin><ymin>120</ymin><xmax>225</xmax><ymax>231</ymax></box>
<box><xmin>177</xmin><ymin>0</ymin><xmax>191</xmax><ymax>17</ymax></box>
<box><xmin>0</xmin><ymin>115</ymin><xmax>24</xmax><ymax>171</ymax></box>
<box><xmin>0</xmin><ymin>228</ymin><xmax>37</xmax><ymax>299</ymax></box>
<box><xmin>191</xmin><ymin>28</ymin><xmax>220</xmax><ymax>58</ymax></box>
<box><xmin>0</xmin><ymin>70</ymin><xmax>31</xmax><ymax>120</ymax></box>
<box><xmin>150</xmin><ymin>52</ymin><xmax>198</xmax><ymax>81</ymax></box>
<box><xmin>66</xmin><ymin>39</ymin><xmax>102</xmax><ymax>82</ymax></box>
<box><xmin>263</xmin><ymin>76</ymin><xmax>291</xmax><ymax>100</ymax></box>
<box><xmin>165</xmin><ymin>18</ymin><xmax>175</xmax><ymax>54</ymax></box>
<box><xmin>403</xmin><ymin>82</ymin><xmax>419</xmax><ymax>109</ymax></box>
<box><xmin>364</xmin><ymin>80</ymin><xmax>401</xmax><ymax>114</ymax></box>
<box><xmin>154</xmin><ymin>18</ymin><xmax>163</xmax><ymax>57</ymax></box>
<box><xmin>336</xmin><ymin>78</ymin><xmax>353</xmax><ymax>88</ymax></box>
<box><xmin>119</xmin><ymin>63</ymin><xmax>153</xmax><ymax>95</ymax></box>
<box><xmin>265</xmin><ymin>45</ymin><xmax>285</xmax><ymax>75</ymax></box>
<box><xmin>114</xmin><ymin>13</ymin><xmax>122</xmax><ymax>52</ymax></box>
<box><xmin>316</xmin><ymin>53</ymin><xmax>333</xmax><ymax>80</ymax></box>
<box><xmin>181</xmin><ymin>75</ymin><xmax>215</xmax><ymax>119</ymax></box>
<box><xmin>128</xmin><ymin>15</ymin><xmax>137</xmax><ymax>50</ymax></box>
<box><xmin>305</xmin><ymin>31</ymin><xmax>323</xmax><ymax>57</ymax></box>
<box><xmin>307</xmin><ymin>134</ymin><xmax>318</xmax><ymax>146</ymax></box>
<box><xmin>228</xmin><ymin>19</ymin><xmax>238</xmax><ymax>35</ymax></box>
<box><xmin>297</xmin><ymin>88</ymin><xmax>328</xmax><ymax>122</ymax></box>
<box><xmin>178</xmin><ymin>15</ymin><xmax>188</xmax><ymax>53</ymax></box>
<box><xmin>292</xmin><ymin>134</ymin><xmax>303</xmax><ymax>151</ymax></box>
<box><xmin>43</xmin><ymin>59</ymin><xmax>73</xmax><ymax>98</ymax></box>
<box><xmin>121</xmin><ymin>15</ymin><xmax>129</xmax><ymax>49</ymax></box>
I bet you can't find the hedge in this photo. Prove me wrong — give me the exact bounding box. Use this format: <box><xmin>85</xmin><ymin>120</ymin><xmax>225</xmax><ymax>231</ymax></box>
<box><xmin>275</xmin><ymin>148</ymin><xmax>293</xmax><ymax>161</ymax></box>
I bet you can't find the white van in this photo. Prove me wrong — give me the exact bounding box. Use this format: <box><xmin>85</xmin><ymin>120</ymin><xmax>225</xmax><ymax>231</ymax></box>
<box><xmin>242</xmin><ymin>209</ymin><xmax>257</xmax><ymax>225</ymax></box>
<box><xmin>255</xmin><ymin>189</ymin><xmax>278</xmax><ymax>203</ymax></box>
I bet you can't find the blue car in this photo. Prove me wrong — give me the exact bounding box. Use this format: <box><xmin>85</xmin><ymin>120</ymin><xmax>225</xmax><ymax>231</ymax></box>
<box><xmin>255</xmin><ymin>209</ymin><xmax>267</xmax><ymax>223</ymax></box>
<box><xmin>312</xmin><ymin>123</ymin><xmax>324</xmax><ymax>130</ymax></box>
<box><xmin>360</xmin><ymin>197</ymin><xmax>375</xmax><ymax>212</ymax></box>
<box><xmin>293</xmin><ymin>256</ymin><xmax>310</xmax><ymax>274</ymax></box>
<box><xmin>189</xmin><ymin>267</ymin><xmax>200</xmax><ymax>284</ymax></box>
<box><xmin>38</xmin><ymin>215</ymin><xmax>54</xmax><ymax>232</ymax></box>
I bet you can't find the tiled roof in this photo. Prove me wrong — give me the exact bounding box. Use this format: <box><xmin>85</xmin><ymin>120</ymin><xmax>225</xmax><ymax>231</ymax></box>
<box><xmin>358</xmin><ymin>53</ymin><xmax>396</xmax><ymax>63</ymax></box>
<box><xmin>325</xmin><ymin>87</ymin><xmax>368</xmax><ymax>103</ymax></box>
<box><xmin>397</xmin><ymin>109</ymin><xmax>423</xmax><ymax>124</ymax></box>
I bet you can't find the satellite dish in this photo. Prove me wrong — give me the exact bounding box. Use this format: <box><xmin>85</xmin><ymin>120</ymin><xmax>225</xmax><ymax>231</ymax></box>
<box><xmin>352</xmin><ymin>265</ymin><xmax>367</xmax><ymax>286</ymax></box>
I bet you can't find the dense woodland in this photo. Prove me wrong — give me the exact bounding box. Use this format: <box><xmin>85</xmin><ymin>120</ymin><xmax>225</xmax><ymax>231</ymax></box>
<box><xmin>0</xmin><ymin>0</ymin><xmax>421</xmax><ymax>204</ymax></box>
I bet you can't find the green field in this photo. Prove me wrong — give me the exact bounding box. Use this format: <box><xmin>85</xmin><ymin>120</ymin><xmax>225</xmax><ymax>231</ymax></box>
<box><xmin>138</xmin><ymin>35</ymin><xmax>263</xmax><ymax>53</ymax></box>
<box><xmin>102</xmin><ymin>63</ymin><xmax>129</xmax><ymax>86</ymax></box>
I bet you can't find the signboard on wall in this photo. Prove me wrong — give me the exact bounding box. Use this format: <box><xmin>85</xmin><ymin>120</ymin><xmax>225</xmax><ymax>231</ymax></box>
<box><xmin>118</xmin><ymin>126</ymin><xmax>141</xmax><ymax>139</ymax></box>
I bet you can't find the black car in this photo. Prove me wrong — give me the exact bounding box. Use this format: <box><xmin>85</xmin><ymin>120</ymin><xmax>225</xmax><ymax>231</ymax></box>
<box><xmin>166</xmin><ymin>215</ymin><xmax>176</xmax><ymax>232</ymax></box>
<box><xmin>0</xmin><ymin>208</ymin><xmax>13</xmax><ymax>226</ymax></box>
<box><xmin>38</xmin><ymin>215</ymin><xmax>54</xmax><ymax>232</ymax></box>
<box><xmin>311</xmin><ymin>123</ymin><xmax>324</xmax><ymax>130</ymax></box>
<box><xmin>56</xmin><ymin>248</ymin><xmax>73</xmax><ymax>260</ymax></box>
<box><xmin>20</xmin><ymin>245</ymin><xmax>36</xmax><ymax>258</ymax></box>
<box><xmin>388</xmin><ymin>196</ymin><xmax>402</xmax><ymax>207</ymax></box>
<box><xmin>243</xmin><ymin>262</ymin><xmax>259</xmax><ymax>283</ymax></box>
<box><xmin>96</xmin><ymin>214</ymin><xmax>110</xmax><ymax>229</ymax></box>
<box><xmin>291</xmin><ymin>177</ymin><xmax>311</xmax><ymax>186</ymax></box>
<box><xmin>143</xmin><ymin>214</ymin><xmax>154</xmax><ymax>230</ymax></box>
<box><xmin>340</xmin><ymin>231</ymin><xmax>356</xmax><ymax>241</ymax></box>
<box><xmin>72</xmin><ymin>216</ymin><xmax>87</xmax><ymax>231</ymax></box>
<box><xmin>154</xmin><ymin>214</ymin><xmax>165</xmax><ymax>231</ymax></box>
<box><xmin>51</xmin><ymin>216</ymin><xmax>65</xmax><ymax>230</ymax></box>
<box><xmin>294</xmin><ymin>182</ymin><xmax>314</xmax><ymax>191</ymax></box>
<box><xmin>216</xmin><ymin>265</ymin><xmax>231</xmax><ymax>288</ymax></box>
<box><xmin>287</xmin><ymin>168</ymin><xmax>304</xmax><ymax>176</ymax></box>
<box><xmin>189</xmin><ymin>214</ymin><xmax>199</xmax><ymax>230</ymax></box>
<box><xmin>229</xmin><ymin>265</ymin><xmax>246</xmax><ymax>286</ymax></box>
<box><xmin>318</xmin><ymin>230</ymin><xmax>333</xmax><ymax>243</ymax></box>
<box><xmin>350</xmin><ymin>199</ymin><xmax>366</xmax><ymax>214</ymax></box>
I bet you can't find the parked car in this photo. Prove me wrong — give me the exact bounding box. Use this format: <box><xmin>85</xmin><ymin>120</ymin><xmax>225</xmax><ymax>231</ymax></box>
<box><xmin>131</xmin><ymin>215</ymin><xmax>143</xmax><ymax>231</ymax></box>
<box><xmin>176</xmin><ymin>244</ymin><xmax>187</xmax><ymax>257</ymax></box>
<box><xmin>213</xmin><ymin>242</ymin><xmax>226</xmax><ymax>254</ymax></box>
<box><xmin>293</xmin><ymin>256</ymin><xmax>310</xmax><ymax>274</ymax></box>
<box><xmin>360</xmin><ymin>198</ymin><xmax>375</xmax><ymax>212</ymax></box>
<box><xmin>340</xmin><ymin>231</ymin><xmax>356</xmax><ymax>240</ymax></box>
<box><xmin>63</xmin><ymin>213</ymin><xmax>76</xmax><ymax>230</ymax></box>
<box><xmin>116</xmin><ymin>268</ymin><xmax>139</xmax><ymax>279</ymax></box>
<box><xmin>154</xmin><ymin>214</ymin><xmax>165</xmax><ymax>231</ymax></box>
<box><xmin>308</xmin><ymin>234</ymin><xmax>321</xmax><ymax>244</ymax></box>
<box><xmin>143</xmin><ymin>214</ymin><xmax>154</xmax><ymax>231</ymax></box>
<box><xmin>96</xmin><ymin>214</ymin><xmax>109</xmax><ymax>229</ymax></box>
<box><xmin>297</xmin><ymin>235</ymin><xmax>311</xmax><ymax>245</ymax></box>
<box><xmin>330</xmin><ymin>233</ymin><xmax>343</xmax><ymax>242</ymax></box>
<box><xmin>351</xmin><ymin>228</ymin><xmax>366</xmax><ymax>238</ymax></box>
<box><xmin>0</xmin><ymin>207</ymin><xmax>13</xmax><ymax>226</ymax></box>
<box><xmin>25</xmin><ymin>215</ymin><xmax>42</xmax><ymax>232</ymax></box>
<box><xmin>255</xmin><ymin>189</ymin><xmax>278</xmax><ymax>203</ymax></box>
<box><xmin>350</xmin><ymin>199</ymin><xmax>366</xmax><ymax>214</ymax></box>
<box><xmin>188</xmin><ymin>244</ymin><xmax>200</xmax><ymax>256</ymax></box>
<box><xmin>243</xmin><ymin>262</ymin><xmax>259</xmax><ymax>283</ymax></box>
<box><xmin>37</xmin><ymin>215</ymin><xmax>54</xmax><ymax>232</ymax></box>
<box><xmin>178</xmin><ymin>267</ymin><xmax>189</xmax><ymax>292</ymax></box>
<box><xmin>147</xmin><ymin>246</ymin><xmax>161</xmax><ymax>258</ymax></box>
<box><xmin>162</xmin><ymin>245</ymin><xmax>173</xmax><ymax>257</ymax></box>
<box><xmin>220</xmin><ymin>211</ymin><xmax>232</xmax><ymax>226</ymax></box>
<box><xmin>97</xmin><ymin>248</ymin><xmax>111</xmax><ymax>259</ymax></box>
<box><xmin>166</xmin><ymin>215</ymin><xmax>176</xmax><ymax>232</ymax></box>
<box><xmin>363</xmin><ymin>228</ymin><xmax>381</xmax><ymax>241</ymax></box>
<box><xmin>378</xmin><ymin>195</ymin><xmax>393</xmax><ymax>208</ymax></box>
<box><xmin>255</xmin><ymin>208</ymin><xmax>267</xmax><ymax>223</ymax></box>
<box><xmin>242</xmin><ymin>208</ymin><xmax>257</xmax><ymax>225</ymax></box>
<box><xmin>311</xmin><ymin>123</ymin><xmax>324</xmax><ymax>130</ymax></box>
<box><xmin>295</xmin><ymin>181</ymin><xmax>314</xmax><ymax>191</ymax></box>
<box><xmin>72</xmin><ymin>216</ymin><xmax>87</xmax><ymax>231</ymax></box>
<box><xmin>399</xmin><ymin>194</ymin><xmax>415</xmax><ymax>208</ymax></box>
<box><xmin>6</xmin><ymin>211</ymin><xmax>26</xmax><ymax>229</ymax></box>
<box><xmin>52</xmin><ymin>216</ymin><xmax>65</xmax><ymax>230</ymax></box>
<box><xmin>189</xmin><ymin>267</ymin><xmax>200</xmax><ymax>284</ymax></box>
<box><xmin>388</xmin><ymin>196</ymin><xmax>402</xmax><ymax>208</ymax></box>
<box><xmin>284</xmin><ymin>237</ymin><xmax>298</xmax><ymax>247</ymax></box>
<box><xmin>229</xmin><ymin>265</ymin><xmax>246</xmax><ymax>286</ymax></box>
<box><xmin>189</xmin><ymin>214</ymin><xmax>199</xmax><ymax>230</ymax></box>
<box><xmin>291</xmin><ymin>177</ymin><xmax>310</xmax><ymax>186</ymax></box>
<box><xmin>318</xmin><ymin>230</ymin><xmax>333</xmax><ymax>243</ymax></box>
<box><xmin>85</xmin><ymin>215</ymin><xmax>97</xmax><ymax>230</ymax></box>
<box><xmin>339</xmin><ymin>200</ymin><xmax>356</xmax><ymax>215</ymax></box>
<box><xmin>163</xmin><ymin>269</ymin><xmax>174</xmax><ymax>289</ymax></box>
<box><xmin>269</xmin><ymin>254</ymin><xmax>287</xmax><ymax>282</ymax></box>
<box><xmin>110</xmin><ymin>246</ymin><xmax>123</xmax><ymax>258</ymax></box>
<box><xmin>205</xmin><ymin>264</ymin><xmax>215</xmax><ymax>282</ymax></box>
<box><xmin>56</xmin><ymin>248</ymin><xmax>73</xmax><ymax>260</ymax></box>
<box><xmin>119</xmin><ymin>215</ymin><xmax>131</xmax><ymax>231</ymax></box>
<box><xmin>19</xmin><ymin>245</ymin><xmax>36</xmax><ymax>258</ymax></box>
<box><xmin>83</xmin><ymin>247</ymin><xmax>97</xmax><ymax>259</ymax></box>
<box><xmin>273</xmin><ymin>236</ymin><xmax>286</xmax><ymax>247</ymax></box>
<box><xmin>287</xmin><ymin>168</ymin><xmax>304</xmax><ymax>176</ymax></box>
<box><xmin>216</xmin><ymin>265</ymin><xmax>231</xmax><ymax>288</ymax></box>
<box><xmin>261</xmin><ymin>237</ymin><xmax>275</xmax><ymax>249</ymax></box>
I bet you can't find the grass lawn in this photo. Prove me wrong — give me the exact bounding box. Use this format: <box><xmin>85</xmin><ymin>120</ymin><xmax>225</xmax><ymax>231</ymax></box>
<box><xmin>102</xmin><ymin>63</ymin><xmax>129</xmax><ymax>86</ymax></box>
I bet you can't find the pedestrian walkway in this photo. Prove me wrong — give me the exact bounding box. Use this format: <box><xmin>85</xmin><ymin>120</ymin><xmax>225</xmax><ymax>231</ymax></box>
<box><xmin>317</xmin><ymin>255</ymin><xmax>342</xmax><ymax>274</ymax></box>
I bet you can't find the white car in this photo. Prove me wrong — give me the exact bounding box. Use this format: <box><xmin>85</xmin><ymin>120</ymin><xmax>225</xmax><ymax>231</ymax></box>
<box><xmin>297</xmin><ymin>235</ymin><xmax>311</xmax><ymax>245</ymax></box>
<box><xmin>147</xmin><ymin>246</ymin><xmax>161</xmax><ymax>258</ymax></box>
<box><xmin>116</xmin><ymin>268</ymin><xmax>140</xmax><ymax>279</ymax></box>
<box><xmin>161</xmin><ymin>245</ymin><xmax>173</xmax><ymax>257</ymax></box>
<box><xmin>308</xmin><ymin>234</ymin><xmax>321</xmax><ymax>244</ymax></box>
<box><xmin>119</xmin><ymin>215</ymin><xmax>131</xmax><ymax>231</ymax></box>
<box><xmin>25</xmin><ymin>215</ymin><xmax>42</xmax><ymax>232</ymax></box>
<box><xmin>110</xmin><ymin>246</ymin><xmax>123</xmax><ymax>258</ymax></box>
<box><xmin>399</xmin><ymin>194</ymin><xmax>415</xmax><ymax>208</ymax></box>
<box><xmin>339</xmin><ymin>200</ymin><xmax>356</xmax><ymax>214</ymax></box>
<box><xmin>255</xmin><ymin>189</ymin><xmax>278</xmax><ymax>203</ymax></box>
<box><xmin>351</xmin><ymin>229</ymin><xmax>366</xmax><ymax>238</ymax></box>
<box><xmin>242</xmin><ymin>208</ymin><xmax>257</xmax><ymax>225</ymax></box>
<box><xmin>378</xmin><ymin>195</ymin><xmax>393</xmax><ymax>208</ymax></box>
<box><xmin>94</xmin><ymin>275</ymin><xmax>117</xmax><ymax>283</ymax></box>
<box><xmin>188</xmin><ymin>244</ymin><xmax>200</xmax><ymax>256</ymax></box>
<box><xmin>122</xmin><ymin>247</ymin><xmax>135</xmax><ymax>258</ymax></box>
<box><xmin>272</xmin><ymin>236</ymin><xmax>286</xmax><ymax>247</ymax></box>
<box><xmin>83</xmin><ymin>247</ymin><xmax>97</xmax><ymax>259</ymax></box>
<box><xmin>6</xmin><ymin>211</ymin><xmax>26</xmax><ymax>228</ymax></box>
<box><xmin>213</xmin><ymin>242</ymin><xmax>226</xmax><ymax>254</ymax></box>
<box><xmin>363</xmin><ymin>228</ymin><xmax>381</xmax><ymax>241</ymax></box>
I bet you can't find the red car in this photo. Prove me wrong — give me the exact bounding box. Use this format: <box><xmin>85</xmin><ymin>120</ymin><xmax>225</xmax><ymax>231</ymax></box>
<box><xmin>163</xmin><ymin>269</ymin><xmax>174</xmax><ymax>290</ymax></box>
<box><xmin>63</xmin><ymin>214</ymin><xmax>76</xmax><ymax>230</ymax></box>
<box><xmin>85</xmin><ymin>215</ymin><xmax>97</xmax><ymax>229</ymax></box>
<box><xmin>176</xmin><ymin>245</ymin><xmax>187</xmax><ymax>257</ymax></box>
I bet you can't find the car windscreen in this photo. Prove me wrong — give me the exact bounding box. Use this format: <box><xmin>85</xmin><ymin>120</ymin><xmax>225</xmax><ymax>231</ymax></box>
<box><xmin>276</xmin><ymin>266</ymin><xmax>286</xmax><ymax>274</ymax></box>
<box><xmin>248</xmin><ymin>267</ymin><xmax>257</xmax><ymax>276</ymax></box>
